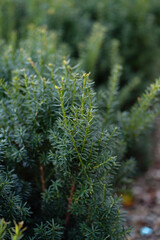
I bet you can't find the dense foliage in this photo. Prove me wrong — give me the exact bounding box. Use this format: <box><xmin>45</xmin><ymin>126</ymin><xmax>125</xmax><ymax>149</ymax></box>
<box><xmin>1</xmin><ymin>1</ymin><xmax>160</xmax><ymax>239</ymax></box>
<box><xmin>0</xmin><ymin>40</ymin><xmax>128</xmax><ymax>239</ymax></box>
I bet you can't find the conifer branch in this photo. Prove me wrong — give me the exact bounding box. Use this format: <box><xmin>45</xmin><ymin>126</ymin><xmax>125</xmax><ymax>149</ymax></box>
<box><xmin>65</xmin><ymin>179</ymin><xmax>75</xmax><ymax>227</ymax></box>
<box><xmin>103</xmin><ymin>65</ymin><xmax>122</xmax><ymax>125</ymax></box>
<box><xmin>71</xmin><ymin>134</ymin><xmax>91</xmax><ymax>183</ymax></box>
<box><xmin>81</xmin><ymin>73</ymin><xmax>88</xmax><ymax>115</ymax></box>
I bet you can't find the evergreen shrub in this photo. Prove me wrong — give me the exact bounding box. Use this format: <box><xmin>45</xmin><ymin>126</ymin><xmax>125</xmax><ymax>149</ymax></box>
<box><xmin>0</xmin><ymin>41</ymin><xmax>130</xmax><ymax>239</ymax></box>
<box><xmin>0</xmin><ymin>31</ymin><xmax>160</xmax><ymax>238</ymax></box>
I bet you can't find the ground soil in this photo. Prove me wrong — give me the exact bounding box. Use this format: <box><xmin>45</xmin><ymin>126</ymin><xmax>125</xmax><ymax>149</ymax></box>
<box><xmin>125</xmin><ymin>118</ymin><xmax>160</xmax><ymax>240</ymax></box>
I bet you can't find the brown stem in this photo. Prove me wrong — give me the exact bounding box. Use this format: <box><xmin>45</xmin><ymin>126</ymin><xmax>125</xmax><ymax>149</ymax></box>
<box><xmin>65</xmin><ymin>180</ymin><xmax>75</xmax><ymax>227</ymax></box>
<box><xmin>40</xmin><ymin>165</ymin><xmax>46</xmax><ymax>192</ymax></box>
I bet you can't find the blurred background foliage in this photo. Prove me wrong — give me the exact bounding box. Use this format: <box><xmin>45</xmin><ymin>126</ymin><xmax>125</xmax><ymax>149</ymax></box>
<box><xmin>1</xmin><ymin>0</ymin><xmax>160</xmax><ymax>92</ymax></box>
